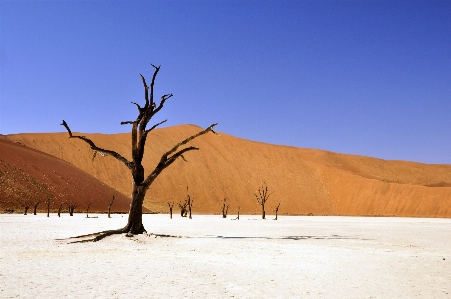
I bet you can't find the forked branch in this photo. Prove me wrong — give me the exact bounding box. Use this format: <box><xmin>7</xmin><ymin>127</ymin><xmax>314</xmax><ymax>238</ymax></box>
<box><xmin>61</xmin><ymin>120</ymin><xmax>133</xmax><ymax>170</ymax></box>
<box><xmin>143</xmin><ymin>123</ymin><xmax>218</xmax><ymax>187</ymax></box>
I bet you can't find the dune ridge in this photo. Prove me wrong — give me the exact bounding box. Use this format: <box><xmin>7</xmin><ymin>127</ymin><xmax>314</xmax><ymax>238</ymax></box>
<box><xmin>4</xmin><ymin>125</ymin><xmax>451</xmax><ymax>217</ymax></box>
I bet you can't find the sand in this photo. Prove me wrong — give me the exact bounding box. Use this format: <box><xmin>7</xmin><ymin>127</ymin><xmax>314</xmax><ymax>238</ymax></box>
<box><xmin>1</xmin><ymin>214</ymin><xmax>449</xmax><ymax>298</ymax></box>
<box><xmin>5</xmin><ymin>125</ymin><xmax>451</xmax><ymax>217</ymax></box>
<box><xmin>0</xmin><ymin>138</ymin><xmax>133</xmax><ymax>213</ymax></box>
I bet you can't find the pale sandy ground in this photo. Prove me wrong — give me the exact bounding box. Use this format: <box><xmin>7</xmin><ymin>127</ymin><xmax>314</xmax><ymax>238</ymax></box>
<box><xmin>1</xmin><ymin>214</ymin><xmax>450</xmax><ymax>298</ymax></box>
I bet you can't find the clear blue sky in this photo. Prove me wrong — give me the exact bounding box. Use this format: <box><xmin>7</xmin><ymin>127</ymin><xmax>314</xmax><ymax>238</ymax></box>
<box><xmin>1</xmin><ymin>0</ymin><xmax>450</xmax><ymax>164</ymax></box>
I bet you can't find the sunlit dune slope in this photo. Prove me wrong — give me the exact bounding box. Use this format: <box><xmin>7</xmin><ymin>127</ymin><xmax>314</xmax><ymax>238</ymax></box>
<box><xmin>0</xmin><ymin>138</ymin><xmax>135</xmax><ymax>213</ymax></box>
<box><xmin>5</xmin><ymin>125</ymin><xmax>451</xmax><ymax>217</ymax></box>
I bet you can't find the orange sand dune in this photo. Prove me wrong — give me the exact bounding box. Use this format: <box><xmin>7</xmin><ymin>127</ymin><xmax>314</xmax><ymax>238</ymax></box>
<box><xmin>5</xmin><ymin>125</ymin><xmax>451</xmax><ymax>217</ymax></box>
<box><xmin>0</xmin><ymin>138</ymin><xmax>134</xmax><ymax>214</ymax></box>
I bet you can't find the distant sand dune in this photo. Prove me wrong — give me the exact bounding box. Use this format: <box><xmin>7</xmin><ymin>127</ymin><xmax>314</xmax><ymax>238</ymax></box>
<box><xmin>4</xmin><ymin>125</ymin><xmax>451</xmax><ymax>217</ymax></box>
<box><xmin>0</xmin><ymin>138</ymin><xmax>134</xmax><ymax>213</ymax></box>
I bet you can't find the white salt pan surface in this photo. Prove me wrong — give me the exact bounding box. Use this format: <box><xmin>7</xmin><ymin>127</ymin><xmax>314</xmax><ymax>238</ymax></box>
<box><xmin>1</xmin><ymin>214</ymin><xmax>450</xmax><ymax>298</ymax></box>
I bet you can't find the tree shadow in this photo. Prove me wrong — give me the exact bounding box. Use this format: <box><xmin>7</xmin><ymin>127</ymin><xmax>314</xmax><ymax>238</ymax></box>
<box><xmin>152</xmin><ymin>233</ymin><xmax>370</xmax><ymax>241</ymax></box>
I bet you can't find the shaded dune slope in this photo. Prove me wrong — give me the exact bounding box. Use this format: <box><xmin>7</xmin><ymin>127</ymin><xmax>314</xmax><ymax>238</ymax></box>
<box><xmin>0</xmin><ymin>138</ymin><xmax>134</xmax><ymax>213</ymax></box>
<box><xmin>5</xmin><ymin>125</ymin><xmax>451</xmax><ymax>217</ymax></box>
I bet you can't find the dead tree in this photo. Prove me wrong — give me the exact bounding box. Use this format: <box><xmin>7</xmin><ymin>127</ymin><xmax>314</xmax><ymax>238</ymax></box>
<box><xmin>254</xmin><ymin>182</ymin><xmax>273</xmax><ymax>219</ymax></box>
<box><xmin>18</xmin><ymin>199</ymin><xmax>31</xmax><ymax>215</ymax></box>
<box><xmin>33</xmin><ymin>201</ymin><xmax>41</xmax><ymax>215</ymax></box>
<box><xmin>235</xmin><ymin>206</ymin><xmax>240</xmax><ymax>220</ymax></box>
<box><xmin>61</xmin><ymin>64</ymin><xmax>217</xmax><ymax>242</ymax></box>
<box><xmin>186</xmin><ymin>187</ymin><xmax>193</xmax><ymax>219</ymax></box>
<box><xmin>57</xmin><ymin>202</ymin><xmax>63</xmax><ymax>217</ymax></box>
<box><xmin>178</xmin><ymin>200</ymin><xmax>188</xmax><ymax>217</ymax></box>
<box><xmin>108</xmin><ymin>195</ymin><xmax>115</xmax><ymax>218</ymax></box>
<box><xmin>85</xmin><ymin>202</ymin><xmax>91</xmax><ymax>218</ymax></box>
<box><xmin>274</xmin><ymin>202</ymin><xmax>281</xmax><ymax>220</ymax></box>
<box><xmin>168</xmin><ymin>201</ymin><xmax>174</xmax><ymax>219</ymax></box>
<box><xmin>221</xmin><ymin>198</ymin><xmax>230</xmax><ymax>218</ymax></box>
<box><xmin>66</xmin><ymin>202</ymin><xmax>77</xmax><ymax>216</ymax></box>
<box><xmin>46</xmin><ymin>198</ymin><xmax>51</xmax><ymax>217</ymax></box>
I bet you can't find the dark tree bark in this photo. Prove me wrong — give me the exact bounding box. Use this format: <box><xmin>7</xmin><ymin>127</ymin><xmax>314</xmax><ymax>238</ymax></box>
<box><xmin>61</xmin><ymin>64</ymin><xmax>217</xmax><ymax>242</ymax></box>
<box><xmin>33</xmin><ymin>201</ymin><xmax>40</xmax><ymax>215</ymax></box>
<box><xmin>85</xmin><ymin>202</ymin><xmax>91</xmax><ymax>218</ymax></box>
<box><xmin>46</xmin><ymin>198</ymin><xmax>51</xmax><ymax>217</ymax></box>
<box><xmin>66</xmin><ymin>202</ymin><xmax>77</xmax><ymax>216</ymax></box>
<box><xmin>254</xmin><ymin>182</ymin><xmax>273</xmax><ymax>219</ymax></box>
<box><xmin>186</xmin><ymin>187</ymin><xmax>193</xmax><ymax>219</ymax></box>
<box><xmin>57</xmin><ymin>202</ymin><xmax>63</xmax><ymax>217</ymax></box>
<box><xmin>168</xmin><ymin>201</ymin><xmax>174</xmax><ymax>219</ymax></box>
<box><xmin>274</xmin><ymin>202</ymin><xmax>281</xmax><ymax>220</ymax></box>
<box><xmin>222</xmin><ymin>198</ymin><xmax>230</xmax><ymax>218</ymax></box>
<box><xmin>18</xmin><ymin>200</ymin><xmax>31</xmax><ymax>215</ymax></box>
<box><xmin>108</xmin><ymin>195</ymin><xmax>115</xmax><ymax>218</ymax></box>
<box><xmin>178</xmin><ymin>200</ymin><xmax>188</xmax><ymax>217</ymax></box>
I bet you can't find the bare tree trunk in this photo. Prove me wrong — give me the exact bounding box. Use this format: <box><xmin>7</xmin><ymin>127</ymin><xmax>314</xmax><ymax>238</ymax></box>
<box><xmin>108</xmin><ymin>195</ymin><xmax>115</xmax><ymax>218</ymax></box>
<box><xmin>188</xmin><ymin>199</ymin><xmax>193</xmax><ymax>219</ymax></box>
<box><xmin>47</xmin><ymin>199</ymin><xmax>50</xmax><ymax>217</ymax></box>
<box><xmin>168</xmin><ymin>202</ymin><xmax>174</xmax><ymax>219</ymax></box>
<box><xmin>123</xmin><ymin>184</ymin><xmax>146</xmax><ymax>234</ymax></box>
<box><xmin>262</xmin><ymin>203</ymin><xmax>266</xmax><ymax>220</ymax></box>
<box><xmin>68</xmin><ymin>204</ymin><xmax>76</xmax><ymax>216</ymax></box>
<box><xmin>235</xmin><ymin>207</ymin><xmax>240</xmax><ymax>220</ymax></box>
<box><xmin>33</xmin><ymin>201</ymin><xmax>40</xmax><ymax>215</ymax></box>
<box><xmin>58</xmin><ymin>202</ymin><xmax>62</xmax><ymax>217</ymax></box>
<box><xmin>222</xmin><ymin>198</ymin><xmax>230</xmax><ymax>218</ymax></box>
<box><xmin>186</xmin><ymin>188</ymin><xmax>193</xmax><ymax>219</ymax></box>
<box><xmin>86</xmin><ymin>202</ymin><xmax>91</xmax><ymax>218</ymax></box>
<box><xmin>274</xmin><ymin>202</ymin><xmax>280</xmax><ymax>220</ymax></box>
<box><xmin>23</xmin><ymin>206</ymin><xmax>29</xmax><ymax>215</ymax></box>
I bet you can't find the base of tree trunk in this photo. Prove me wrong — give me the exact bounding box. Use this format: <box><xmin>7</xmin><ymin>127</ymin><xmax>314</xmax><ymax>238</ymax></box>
<box><xmin>60</xmin><ymin>224</ymin><xmax>147</xmax><ymax>243</ymax></box>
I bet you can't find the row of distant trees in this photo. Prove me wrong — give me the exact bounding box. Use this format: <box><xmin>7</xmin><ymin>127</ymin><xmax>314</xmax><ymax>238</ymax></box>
<box><xmin>167</xmin><ymin>182</ymin><xmax>281</xmax><ymax>220</ymax></box>
<box><xmin>4</xmin><ymin>195</ymin><xmax>116</xmax><ymax>218</ymax></box>
<box><xmin>6</xmin><ymin>182</ymin><xmax>280</xmax><ymax>220</ymax></box>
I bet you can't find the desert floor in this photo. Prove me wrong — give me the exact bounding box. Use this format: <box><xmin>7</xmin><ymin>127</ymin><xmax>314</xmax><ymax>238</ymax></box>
<box><xmin>1</xmin><ymin>214</ymin><xmax>450</xmax><ymax>298</ymax></box>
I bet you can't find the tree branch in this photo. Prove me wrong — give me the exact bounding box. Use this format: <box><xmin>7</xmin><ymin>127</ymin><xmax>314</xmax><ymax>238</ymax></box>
<box><xmin>61</xmin><ymin>120</ymin><xmax>133</xmax><ymax>170</ymax></box>
<box><xmin>140</xmin><ymin>74</ymin><xmax>149</xmax><ymax>110</ymax></box>
<box><xmin>121</xmin><ymin>121</ymin><xmax>135</xmax><ymax>125</ymax></box>
<box><xmin>142</xmin><ymin>124</ymin><xmax>217</xmax><ymax>187</ymax></box>
<box><xmin>149</xmin><ymin>64</ymin><xmax>161</xmax><ymax>108</ymax></box>
<box><xmin>164</xmin><ymin>123</ymin><xmax>218</xmax><ymax>158</ymax></box>
<box><xmin>136</xmin><ymin>119</ymin><xmax>168</xmax><ymax>162</ymax></box>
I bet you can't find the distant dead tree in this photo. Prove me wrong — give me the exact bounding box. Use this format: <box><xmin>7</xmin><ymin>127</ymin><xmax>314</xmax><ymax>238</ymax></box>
<box><xmin>66</xmin><ymin>201</ymin><xmax>77</xmax><ymax>216</ymax></box>
<box><xmin>85</xmin><ymin>202</ymin><xmax>91</xmax><ymax>218</ymax></box>
<box><xmin>17</xmin><ymin>199</ymin><xmax>31</xmax><ymax>215</ymax></box>
<box><xmin>254</xmin><ymin>182</ymin><xmax>273</xmax><ymax>219</ymax></box>
<box><xmin>235</xmin><ymin>206</ymin><xmax>240</xmax><ymax>220</ymax></box>
<box><xmin>274</xmin><ymin>202</ymin><xmax>281</xmax><ymax>220</ymax></box>
<box><xmin>32</xmin><ymin>200</ymin><xmax>41</xmax><ymax>215</ymax></box>
<box><xmin>46</xmin><ymin>198</ymin><xmax>51</xmax><ymax>217</ymax></box>
<box><xmin>57</xmin><ymin>202</ymin><xmax>63</xmax><ymax>217</ymax></box>
<box><xmin>186</xmin><ymin>187</ymin><xmax>193</xmax><ymax>219</ymax></box>
<box><xmin>221</xmin><ymin>198</ymin><xmax>230</xmax><ymax>218</ymax></box>
<box><xmin>178</xmin><ymin>200</ymin><xmax>188</xmax><ymax>217</ymax></box>
<box><xmin>61</xmin><ymin>64</ymin><xmax>217</xmax><ymax>242</ymax></box>
<box><xmin>108</xmin><ymin>195</ymin><xmax>115</xmax><ymax>218</ymax></box>
<box><xmin>168</xmin><ymin>201</ymin><xmax>174</xmax><ymax>219</ymax></box>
